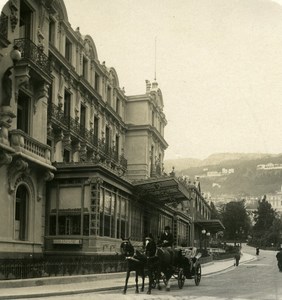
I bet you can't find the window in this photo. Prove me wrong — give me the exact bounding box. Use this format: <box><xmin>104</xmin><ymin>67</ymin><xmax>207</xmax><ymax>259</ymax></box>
<box><xmin>80</xmin><ymin>104</ymin><xmax>86</xmax><ymax>132</ymax></box>
<box><xmin>95</xmin><ymin>73</ymin><xmax>100</xmax><ymax>92</ymax></box>
<box><xmin>49</xmin><ymin>214</ymin><xmax>89</xmax><ymax>236</ymax></box>
<box><xmin>107</xmin><ymin>86</ymin><xmax>111</xmax><ymax>104</ymax></box>
<box><xmin>17</xmin><ymin>91</ymin><xmax>30</xmax><ymax>133</ymax></box>
<box><xmin>64</xmin><ymin>90</ymin><xmax>71</xmax><ymax>117</ymax></box>
<box><xmin>15</xmin><ymin>185</ymin><xmax>28</xmax><ymax>240</ymax></box>
<box><xmin>117</xmin><ymin>196</ymin><xmax>128</xmax><ymax>239</ymax></box>
<box><xmin>93</xmin><ymin>116</ymin><xmax>99</xmax><ymax>146</ymax></box>
<box><xmin>58</xmin><ymin>215</ymin><xmax>80</xmax><ymax>235</ymax></box>
<box><xmin>49</xmin><ymin>19</ymin><xmax>55</xmax><ymax>44</ymax></box>
<box><xmin>116</xmin><ymin>98</ymin><xmax>120</xmax><ymax>114</ymax></box>
<box><xmin>152</xmin><ymin>111</ymin><xmax>155</xmax><ymax>126</ymax></box>
<box><xmin>105</xmin><ymin>126</ymin><xmax>110</xmax><ymax>153</ymax></box>
<box><xmin>130</xmin><ymin>205</ymin><xmax>142</xmax><ymax>241</ymax></box>
<box><xmin>65</xmin><ymin>37</ymin><xmax>72</xmax><ymax>63</ymax></box>
<box><xmin>115</xmin><ymin>135</ymin><xmax>119</xmax><ymax>156</ymax></box>
<box><xmin>20</xmin><ymin>0</ymin><xmax>32</xmax><ymax>39</ymax></box>
<box><xmin>99</xmin><ymin>190</ymin><xmax>114</xmax><ymax>237</ymax></box>
<box><xmin>63</xmin><ymin>149</ymin><xmax>71</xmax><ymax>163</ymax></box>
<box><xmin>82</xmin><ymin>56</ymin><xmax>88</xmax><ymax>79</ymax></box>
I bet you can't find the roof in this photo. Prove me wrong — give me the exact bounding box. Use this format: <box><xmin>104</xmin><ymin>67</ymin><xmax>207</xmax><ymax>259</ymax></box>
<box><xmin>194</xmin><ymin>219</ymin><xmax>225</xmax><ymax>233</ymax></box>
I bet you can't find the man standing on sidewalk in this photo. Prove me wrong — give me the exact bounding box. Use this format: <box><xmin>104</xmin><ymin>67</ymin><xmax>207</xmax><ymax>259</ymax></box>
<box><xmin>234</xmin><ymin>250</ymin><xmax>241</xmax><ymax>266</ymax></box>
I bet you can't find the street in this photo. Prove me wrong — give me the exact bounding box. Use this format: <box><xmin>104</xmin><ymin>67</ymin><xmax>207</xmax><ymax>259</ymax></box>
<box><xmin>20</xmin><ymin>245</ymin><xmax>281</xmax><ymax>300</ymax></box>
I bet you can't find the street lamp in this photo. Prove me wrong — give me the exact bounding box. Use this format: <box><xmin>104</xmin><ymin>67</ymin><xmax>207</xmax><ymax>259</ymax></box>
<box><xmin>206</xmin><ymin>232</ymin><xmax>211</xmax><ymax>250</ymax></box>
<box><xmin>10</xmin><ymin>45</ymin><xmax>21</xmax><ymax>64</ymax></box>
<box><xmin>200</xmin><ymin>229</ymin><xmax>206</xmax><ymax>250</ymax></box>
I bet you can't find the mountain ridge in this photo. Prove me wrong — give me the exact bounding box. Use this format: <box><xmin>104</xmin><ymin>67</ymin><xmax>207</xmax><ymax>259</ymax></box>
<box><xmin>164</xmin><ymin>152</ymin><xmax>279</xmax><ymax>173</ymax></box>
<box><xmin>163</xmin><ymin>152</ymin><xmax>282</xmax><ymax>197</ymax></box>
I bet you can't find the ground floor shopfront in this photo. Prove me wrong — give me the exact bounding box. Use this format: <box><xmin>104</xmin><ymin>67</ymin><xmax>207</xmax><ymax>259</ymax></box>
<box><xmin>44</xmin><ymin>164</ymin><xmax>193</xmax><ymax>256</ymax></box>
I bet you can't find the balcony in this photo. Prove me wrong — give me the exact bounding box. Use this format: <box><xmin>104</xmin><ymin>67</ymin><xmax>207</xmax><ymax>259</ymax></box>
<box><xmin>48</xmin><ymin>103</ymin><xmax>98</xmax><ymax>143</ymax></box>
<box><xmin>48</xmin><ymin>103</ymin><xmax>127</xmax><ymax>172</ymax></box>
<box><xmin>0</xmin><ymin>13</ymin><xmax>10</xmax><ymax>47</ymax></box>
<box><xmin>9</xmin><ymin>130</ymin><xmax>52</xmax><ymax>168</ymax></box>
<box><xmin>14</xmin><ymin>38</ymin><xmax>51</xmax><ymax>78</ymax></box>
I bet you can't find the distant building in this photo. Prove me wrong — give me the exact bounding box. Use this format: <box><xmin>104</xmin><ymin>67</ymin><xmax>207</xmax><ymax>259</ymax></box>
<box><xmin>257</xmin><ymin>163</ymin><xmax>282</xmax><ymax>170</ymax></box>
<box><xmin>265</xmin><ymin>186</ymin><xmax>282</xmax><ymax>215</ymax></box>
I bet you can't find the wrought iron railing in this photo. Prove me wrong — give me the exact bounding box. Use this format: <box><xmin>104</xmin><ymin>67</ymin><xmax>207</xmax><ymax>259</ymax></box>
<box><xmin>48</xmin><ymin>103</ymin><xmax>128</xmax><ymax>169</ymax></box>
<box><xmin>0</xmin><ymin>13</ymin><xmax>8</xmax><ymax>40</ymax></box>
<box><xmin>0</xmin><ymin>255</ymin><xmax>126</xmax><ymax>280</ymax></box>
<box><xmin>14</xmin><ymin>38</ymin><xmax>51</xmax><ymax>74</ymax></box>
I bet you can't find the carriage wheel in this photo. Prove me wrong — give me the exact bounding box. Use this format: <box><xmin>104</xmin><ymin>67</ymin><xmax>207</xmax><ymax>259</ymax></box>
<box><xmin>194</xmin><ymin>264</ymin><xmax>201</xmax><ymax>286</ymax></box>
<box><xmin>178</xmin><ymin>269</ymin><xmax>185</xmax><ymax>289</ymax></box>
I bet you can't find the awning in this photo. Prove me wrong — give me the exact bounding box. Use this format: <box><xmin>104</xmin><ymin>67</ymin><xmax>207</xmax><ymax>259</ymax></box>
<box><xmin>194</xmin><ymin>219</ymin><xmax>225</xmax><ymax>233</ymax></box>
<box><xmin>133</xmin><ymin>177</ymin><xmax>192</xmax><ymax>204</ymax></box>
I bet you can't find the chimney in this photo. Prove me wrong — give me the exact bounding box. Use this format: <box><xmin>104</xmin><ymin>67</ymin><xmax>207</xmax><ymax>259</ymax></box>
<box><xmin>145</xmin><ymin>80</ymin><xmax>151</xmax><ymax>93</ymax></box>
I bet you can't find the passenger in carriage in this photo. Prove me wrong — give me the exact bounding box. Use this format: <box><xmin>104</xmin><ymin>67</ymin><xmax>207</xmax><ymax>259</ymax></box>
<box><xmin>183</xmin><ymin>247</ymin><xmax>197</xmax><ymax>275</ymax></box>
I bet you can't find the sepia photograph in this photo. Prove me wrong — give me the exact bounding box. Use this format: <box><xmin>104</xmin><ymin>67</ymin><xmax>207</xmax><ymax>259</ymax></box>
<box><xmin>0</xmin><ymin>0</ymin><xmax>282</xmax><ymax>299</ymax></box>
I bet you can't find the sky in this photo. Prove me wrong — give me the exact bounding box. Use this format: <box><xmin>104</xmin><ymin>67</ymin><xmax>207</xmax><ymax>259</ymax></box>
<box><xmin>2</xmin><ymin>0</ymin><xmax>282</xmax><ymax>160</ymax></box>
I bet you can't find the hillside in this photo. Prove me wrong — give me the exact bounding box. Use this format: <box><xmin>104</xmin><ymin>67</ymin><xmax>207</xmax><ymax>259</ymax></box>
<box><xmin>164</xmin><ymin>153</ymin><xmax>282</xmax><ymax>197</ymax></box>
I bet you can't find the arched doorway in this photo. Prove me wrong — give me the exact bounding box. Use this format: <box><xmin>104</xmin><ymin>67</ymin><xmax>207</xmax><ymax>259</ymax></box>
<box><xmin>15</xmin><ymin>185</ymin><xmax>29</xmax><ymax>240</ymax></box>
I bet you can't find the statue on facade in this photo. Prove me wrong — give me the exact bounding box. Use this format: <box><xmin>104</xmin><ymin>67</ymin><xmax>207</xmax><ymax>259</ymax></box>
<box><xmin>1</xmin><ymin>67</ymin><xmax>13</xmax><ymax>107</ymax></box>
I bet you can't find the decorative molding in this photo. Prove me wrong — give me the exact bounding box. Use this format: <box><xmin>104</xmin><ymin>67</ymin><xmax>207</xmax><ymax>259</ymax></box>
<box><xmin>14</xmin><ymin>65</ymin><xmax>30</xmax><ymax>101</ymax></box>
<box><xmin>37</xmin><ymin>170</ymin><xmax>54</xmax><ymax>201</ymax></box>
<box><xmin>8</xmin><ymin>158</ymin><xmax>30</xmax><ymax>194</ymax></box>
<box><xmin>88</xmin><ymin>177</ymin><xmax>103</xmax><ymax>185</ymax></box>
<box><xmin>0</xmin><ymin>150</ymin><xmax>12</xmax><ymax>167</ymax></box>
<box><xmin>9</xmin><ymin>0</ymin><xmax>18</xmax><ymax>32</ymax></box>
<box><xmin>34</xmin><ymin>83</ymin><xmax>49</xmax><ymax>113</ymax></box>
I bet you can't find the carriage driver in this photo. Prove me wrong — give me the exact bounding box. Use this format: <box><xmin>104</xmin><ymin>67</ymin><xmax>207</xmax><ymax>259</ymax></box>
<box><xmin>159</xmin><ymin>225</ymin><xmax>174</xmax><ymax>247</ymax></box>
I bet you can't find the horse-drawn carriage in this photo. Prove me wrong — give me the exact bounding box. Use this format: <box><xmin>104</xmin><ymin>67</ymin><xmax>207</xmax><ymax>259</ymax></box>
<box><xmin>120</xmin><ymin>238</ymin><xmax>202</xmax><ymax>294</ymax></box>
<box><xmin>172</xmin><ymin>246</ymin><xmax>202</xmax><ymax>289</ymax></box>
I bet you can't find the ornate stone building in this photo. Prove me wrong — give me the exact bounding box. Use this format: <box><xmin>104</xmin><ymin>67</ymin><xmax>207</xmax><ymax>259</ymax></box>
<box><xmin>0</xmin><ymin>0</ymin><xmax>223</xmax><ymax>258</ymax></box>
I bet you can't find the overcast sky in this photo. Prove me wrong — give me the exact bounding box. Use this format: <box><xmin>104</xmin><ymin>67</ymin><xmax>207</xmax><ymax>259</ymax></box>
<box><xmin>2</xmin><ymin>0</ymin><xmax>282</xmax><ymax>160</ymax></box>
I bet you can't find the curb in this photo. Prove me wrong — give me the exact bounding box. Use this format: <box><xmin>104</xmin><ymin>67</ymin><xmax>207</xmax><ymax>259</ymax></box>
<box><xmin>0</xmin><ymin>255</ymin><xmax>257</xmax><ymax>299</ymax></box>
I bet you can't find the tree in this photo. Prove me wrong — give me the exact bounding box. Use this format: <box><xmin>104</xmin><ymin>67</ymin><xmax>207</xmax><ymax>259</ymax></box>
<box><xmin>252</xmin><ymin>196</ymin><xmax>279</xmax><ymax>247</ymax></box>
<box><xmin>220</xmin><ymin>200</ymin><xmax>251</xmax><ymax>243</ymax></box>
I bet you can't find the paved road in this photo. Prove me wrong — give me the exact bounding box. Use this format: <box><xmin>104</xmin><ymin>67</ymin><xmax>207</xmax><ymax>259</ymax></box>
<box><xmin>16</xmin><ymin>245</ymin><xmax>282</xmax><ymax>300</ymax></box>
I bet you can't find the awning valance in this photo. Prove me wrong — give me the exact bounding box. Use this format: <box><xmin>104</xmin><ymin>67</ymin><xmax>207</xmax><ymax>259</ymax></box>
<box><xmin>133</xmin><ymin>177</ymin><xmax>191</xmax><ymax>204</ymax></box>
<box><xmin>194</xmin><ymin>219</ymin><xmax>225</xmax><ymax>233</ymax></box>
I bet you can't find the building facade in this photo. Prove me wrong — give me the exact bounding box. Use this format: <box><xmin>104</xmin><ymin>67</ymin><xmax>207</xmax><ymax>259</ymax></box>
<box><xmin>0</xmin><ymin>0</ymin><xmax>223</xmax><ymax>259</ymax></box>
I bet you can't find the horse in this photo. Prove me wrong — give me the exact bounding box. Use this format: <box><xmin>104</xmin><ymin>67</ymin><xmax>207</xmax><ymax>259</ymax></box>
<box><xmin>120</xmin><ymin>238</ymin><xmax>147</xmax><ymax>294</ymax></box>
<box><xmin>145</xmin><ymin>239</ymin><xmax>182</xmax><ymax>294</ymax></box>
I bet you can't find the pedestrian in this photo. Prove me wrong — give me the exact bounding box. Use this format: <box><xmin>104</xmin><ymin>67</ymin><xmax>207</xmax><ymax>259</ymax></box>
<box><xmin>276</xmin><ymin>248</ymin><xmax>282</xmax><ymax>272</ymax></box>
<box><xmin>234</xmin><ymin>251</ymin><xmax>241</xmax><ymax>266</ymax></box>
<box><xmin>256</xmin><ymin>247</ymin><xmax>260</xmax><ymax>256</ymax></box>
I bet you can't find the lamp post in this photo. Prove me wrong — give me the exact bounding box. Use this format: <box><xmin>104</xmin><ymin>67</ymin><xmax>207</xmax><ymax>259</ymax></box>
<box><xmin>200</xmin><ymin>229</ymin><xmax>206</xmax><ymax>250</ymax></box>
<box><xmin>206</xmin><ymin>232</ymin><xmax>211</xmax><ymax>250</ymax></box>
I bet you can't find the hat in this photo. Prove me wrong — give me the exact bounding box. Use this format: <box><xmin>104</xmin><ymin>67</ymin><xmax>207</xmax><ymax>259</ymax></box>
<box><xmin>165</xmin><ymin>226</ymin><xmax>171</xmax><ymax>230</ymax></box>
<box><xmin>145</xmin><ymin>233</ymin><xmax>154</xmax><ymax>240</ymax></box>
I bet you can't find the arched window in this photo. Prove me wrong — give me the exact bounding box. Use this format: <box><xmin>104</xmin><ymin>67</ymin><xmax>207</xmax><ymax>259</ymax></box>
<box><xmin>15</xmin><ymin>185</ymin><xmax>29</xmax><ymax>240</ymax></box>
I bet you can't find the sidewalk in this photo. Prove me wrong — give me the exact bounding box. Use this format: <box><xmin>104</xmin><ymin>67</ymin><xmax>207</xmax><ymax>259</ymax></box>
<box><xmin>0</xmin><ymin>252</ymin><xmax>256</xmax><ymax>299</ymax></box>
